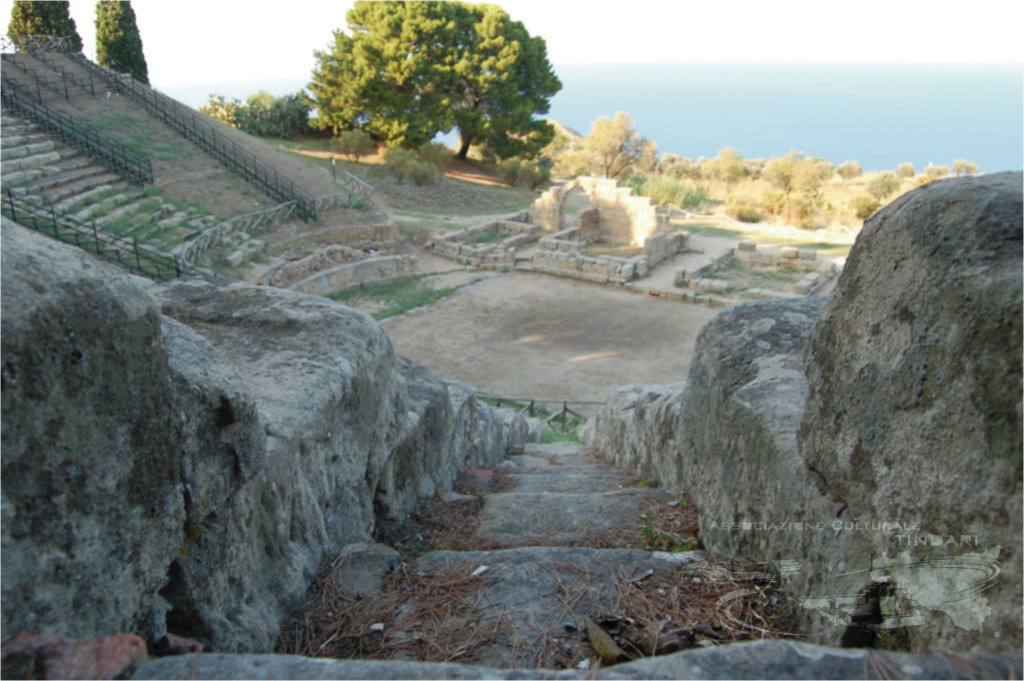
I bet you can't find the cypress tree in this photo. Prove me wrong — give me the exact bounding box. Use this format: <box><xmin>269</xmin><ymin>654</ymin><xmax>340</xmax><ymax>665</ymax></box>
<box><xmin>95</xmin><ymin>0</ymin><xmax>148</xmax><ymax>84</ymax></box>
<box><xmin>7</xmin><ymin>0</ymin><xmax>83</xmax><ymax>52</ymax></box>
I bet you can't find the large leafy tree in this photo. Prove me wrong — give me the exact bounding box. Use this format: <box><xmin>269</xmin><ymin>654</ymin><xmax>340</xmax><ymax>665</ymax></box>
<box><xmin>308</xmin><ymin>1</ymin><xmax>561</xmax><ymax>160</ymax></box>
<box><xmin>583</xmin><ymin>112</ymin><xmax>645</xmax><ymax>179</ymax></box>
<box><xmin>95</xmin><ymin>0</ymin><xmax>148</xmax><ymax>83</ymax></box>
<box><xmin>7</xmin><ymin>0</ymin><xmax>83</xmax><ymax>51</ymax></box>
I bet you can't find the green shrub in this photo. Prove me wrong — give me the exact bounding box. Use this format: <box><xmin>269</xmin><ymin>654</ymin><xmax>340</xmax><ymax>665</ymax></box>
<box><xmin>626</xmin><ymin>174</ymin><xmax>708</xmax><ymax>210</ymax></box>
<box><xmin>868</xmin><ymin>171</ymin><xmax>901</xmax><ymax>200</ymax></box>
<box><xmin>896</xmin><ymin>162</ymin><xmax>915</xmax><ymax>178</ymax></box>
<box><xmin>851</xmin><ymin>194</ymin><xmax>881</xmax><ymax>219</ymax></box>
<box><xmin>499</xmin><ymin>159</ymin><xmax>552</xmax><ymax>189</ymax></box>
<box><xmin>498</xmin><ymin>160</ymin><xmax>522</xmax><ymax>186</ymax></box>
<box><xmin>334</xmin><ymin>129</ymin><xmax>375</xmax><ymax>161</ymax></box>
<box><xmin>836</xmin><ymin>161</ymin><xmax>862</xmax><ymax>180</ymax></box>
<box><xmin>725</xmin><ymin>194</ymin><xmax>762</xmax><ymax>223</ymax></box>
<box><xmin>552</xmin><ymin>149</ymin><xmax>594</xmax><ymax>178</ymax></box>
<box><xmin>409</xmin><ymin>160</ymin><xmax>440</xmax><ymax>186</ymax></box>
<box><xmin>952</xmin><ymin>159</ymin><xmax>979</xmax><ymax>176</ymax></box>
<box><xmin>417</xmin><ymin>142</ymin><xmax>452</xmax><ymax>169</ymax></box>
<box><xmin>383</xmin><ymin>146</ymin><xmax>417</xmax><ymax>183</ymax></box>
<box><xmin>761</xmin><ymin>190</ymin><xmax>786</xmax><ymax>216</ymax></box>
<box><xmin>785</xmin><ymin>195</ymin><xmax>815</xmax><ymax>228</ymax></box>
<box><xmin>200</xmin><ymin>91</ymin><xmax>310</xmax><ymax>138</ymax></box>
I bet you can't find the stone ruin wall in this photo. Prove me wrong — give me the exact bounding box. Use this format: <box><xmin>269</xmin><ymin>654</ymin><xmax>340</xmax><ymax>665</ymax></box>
<box><xmin>286</xmin><ymin>255</ymin><xmax>417</xmax><ymax>297</ymax></box>
<box><xmin>528</xmin><ymin>177</ymin><xmax>666</xmax><ymax>242</ymax></box>
<box><xmin>528</xmin><ymin>185</ymin><xmax>563</xmax><ymax>231</ymax></box>
<box><xmin>429</xmin><ymin>220</ymin><xmax>540</xmax><ymax>268</ymax></box>
<box><xmin>675</xmin><ymin>241</ymin><xmax>838</xmax><ymax>298</ymax></box>
<box><xmin>530</xmin><ymin>227</ymin><xmax>688</xmax><ymax>285</ymax></box>
<box><xmin>525</xmin><ymin>177</ymin><xmax>681</xmax><ymax>285</ymax></box>
<box><xmin>571</xmin><ymin>176</ymin><xmax>664</xmax><ymax>243</ymax></box>
<box><xmin>262</xmin><ymin>224</ymin><xmax>412</xmax><ymax>297</ymax></box>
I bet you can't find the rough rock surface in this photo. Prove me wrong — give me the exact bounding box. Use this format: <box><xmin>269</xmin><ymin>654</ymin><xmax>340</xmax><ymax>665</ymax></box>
<box><xmin>1</xmin><ymin>222</ymin><xmax>186</xmax><ymax>639</ymax></box>
<box><xmin>799</xmin><ymin>172</ymin><xmax>1023</xmax><ymax>651</ymax></box>
<box><xmin>379</xmin><ymin>358</ymin><xmax>540</xmax><ymax>520</ymax></box>
<box><xmin>1</xmin><ymin>222</ymin><xmax>537</xmax><ymax>653</ymax></box>
<box><xmin>129</xmin><ymin>641</ymin><xmax>1022</xmax><ymax>680</ymax></box>
<box><xmin>584</xmin><ymin>173</ymin><xmax>1022</xmax><ymax>651</ymax></box>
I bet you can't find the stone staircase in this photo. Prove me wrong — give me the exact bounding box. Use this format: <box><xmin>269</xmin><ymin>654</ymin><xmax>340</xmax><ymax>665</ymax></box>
<box><xmin>132</xmin><ymin>440</ymin><xmax>1023</xmax><ymax>678</ymax></box>
<box><xmin>1</xmin><ymin>113</ymin><xmax>217</xmax><ymax>253</ymax></box>
<box><xmin>274</xmin><ymin>441</ymin><xmax>730</xmax><ymax>670</ymax></box>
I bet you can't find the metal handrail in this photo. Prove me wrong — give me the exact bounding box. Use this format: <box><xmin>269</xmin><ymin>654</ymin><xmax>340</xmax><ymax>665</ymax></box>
<box><xmin>66</xmin><ymin>52</ymin><xmax>319</xmax><ymax>221</ymax></box>
<box><xmin>2</xmin><ymin>188</ymin><xmax>196</xmax><ymax>281</ymax></box>
<box><xmin>1</xmin><ymin>78</ymin><xmax>153</xmax><ymax>186</ymax></box>
<box><xmin>1</xmin><ymin>34</ymin><xmax>77</xmax><ymax>54</ymax></box>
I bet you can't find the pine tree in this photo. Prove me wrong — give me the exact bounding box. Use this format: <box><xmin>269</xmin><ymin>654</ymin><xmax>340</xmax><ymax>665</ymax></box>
<box><xmin>95</xmin><ymin>0</ymin><xmax>148</xmax><ymax>83</ymax></box>
<box><xmin>7</xmin><ymin>0</ymin><xmax>83</xmax><ymax>52</ymax></box>
<box><xmin>308</xmin><ymin>1</ymin><xmax>560</xmax><ymax>159</ymax></box>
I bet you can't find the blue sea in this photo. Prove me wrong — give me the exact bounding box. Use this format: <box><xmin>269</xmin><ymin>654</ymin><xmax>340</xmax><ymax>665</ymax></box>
<box><xmin>165</xmin><ymin>62</ymin><xmax>1023</xmax><ymax>173</ymax></box>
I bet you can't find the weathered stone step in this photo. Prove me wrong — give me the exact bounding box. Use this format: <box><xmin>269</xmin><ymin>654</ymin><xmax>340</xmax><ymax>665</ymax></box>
<box><xmin>26</xmin><ymin>164</ymin><xmax>108</xmax><ymax>195</ymax></box>
<box><xmin>507</xmin><ymin>462</ymin><xmax>625</xmax><ymax>477</ymax></box>
<box><xmin>1</xmin><ymin>132</ymin><xmax>50</xmax><ymax>146</ymax></box>
<box><xmin>389</xmin><ymin>546</ymin><xmax>705</xmax><ymax>670</ymax></box>
<box><xmin>69</xmin><ymin>191</ymin><xmax>134</xmax><ymax>223</ymax></box>
<box><xmin>52</xmin><ymin>181</ymin><xmax>124</xmax><ymax>213</ymax></box>
<box><xmin>474</xmin><ymin>488</ymin><xmax>674</xmax><ymax>547</ymax></box>
<box><xmin>1</xmin><ymin>138</ymin><xmax>56</xmax><ymax>160</ymax></box>
<box><xmin>511</xmin><ymin>441</ymin><xmax>608</xmax><ymax>468</ymax></box>
<box><xmin>129</xmin><ymin>641</ymin><xmax>1024</xmax><ymax>680</ymax></box>
<box><xmin>96</xmin><ymin>198</ymin><xmax>150</xmax><ymax>227</ymax></box>
<box><xmin>1</xmin><ymin>149</ymin><xmax>62</xmax><ymax>173</ymax></box>
<box><xmin>2</xmin><ymin>153</ymin><xmax>92</xmax><ymax>189</ymax></box>
<box><xmin>506</xmin><ymin>472</ymin><xmax>634</xmax><ymax>493</ymax></box>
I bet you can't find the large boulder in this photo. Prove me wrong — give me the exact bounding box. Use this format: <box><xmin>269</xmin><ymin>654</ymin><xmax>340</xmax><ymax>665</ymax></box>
<box><xmin>798</xmin><ymin>172</ymin><xmax>1023</xmax><ymax>651</ymax></box>
<box><xmin>2</xmin><ymin>222</ymin><xmax>537</xmax><ymax>652</ymax></box>
<box><xmin>584</xmin><ymin>173</ymin><xmax>1022</xmax><ymax>651</ymax></box>
<box><xmin>1</xmin><ymin>221</ymin><xmax>186</xmax><ymax>640</ymax></box>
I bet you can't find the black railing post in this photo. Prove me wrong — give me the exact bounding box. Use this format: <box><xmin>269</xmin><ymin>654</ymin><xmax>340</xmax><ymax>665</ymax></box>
<box><xmin>134</xmin><ymin>239</ymin><xmax>142</xmax><ymax>271</ymax></box>
<box><xmin>6</xmin><ymin>188</ymin><xmax>16</xmax><ymax>222</ymax></box>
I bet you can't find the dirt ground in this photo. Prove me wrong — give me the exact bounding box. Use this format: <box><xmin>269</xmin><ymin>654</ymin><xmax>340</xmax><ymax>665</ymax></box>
<box><xmin>381</xmin><ymin>272</ymin><xmax>719</xmax><ymax>413</ymax></box>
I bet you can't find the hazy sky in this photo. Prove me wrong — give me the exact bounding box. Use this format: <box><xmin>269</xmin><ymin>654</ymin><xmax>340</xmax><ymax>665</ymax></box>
<box><xmin>3</xmin><ymin>0</ymin><xmax>1022</xmax><ymax>92</ymax></box>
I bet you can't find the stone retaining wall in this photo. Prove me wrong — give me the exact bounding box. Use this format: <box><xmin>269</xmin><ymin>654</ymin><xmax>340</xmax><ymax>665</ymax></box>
<box><xmin>265</xmin><ymin>245</ymin><xmax>367</xmax><ymax>288</ymax></box>
<box><xmin>531</xmin><ymin>248</ymin><xmax>643</xmax><ymax>284</ymax></box>
<box><xmin>531</xmin><ymin>229</ymin><xmax>687</xmax><ymax>286</ymax></box>
<box><xmin>288</xmin><ymin>255</ymin><xmax>417</xmax><ymax>296</ymax></box>
<box><xmin>429</xmin><ymin>220</ymin><xmax>540</xmax><ymax>268</ymax></box>
<box><xmin>676</xmin><ymin>242</ymin><xmax>837</xmax><ymax>296</ymax></box>
<box><xmin>268</xmin><ymin>224</ymin><xmax>397</xmax><ymax>256</ymax></box>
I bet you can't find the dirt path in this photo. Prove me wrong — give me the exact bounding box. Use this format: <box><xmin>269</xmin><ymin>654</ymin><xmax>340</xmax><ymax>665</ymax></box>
<box><xmin>381</xmin><ymin>272</ymin><xmax>719</xmax><ymax>411</ymax></box>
